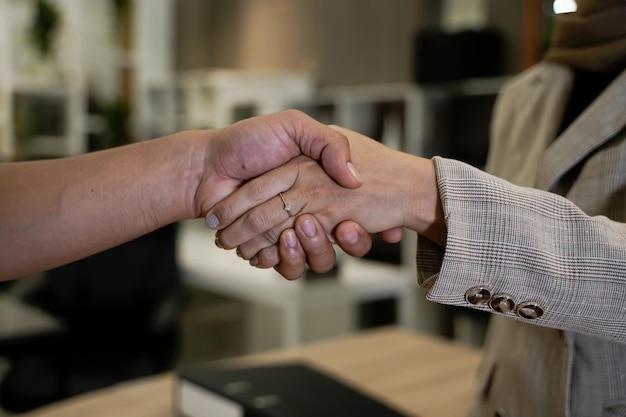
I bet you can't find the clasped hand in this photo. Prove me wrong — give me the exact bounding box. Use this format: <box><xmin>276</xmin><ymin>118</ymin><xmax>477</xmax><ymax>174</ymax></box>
<box><xmin>207</xmin><ymin>126</ymin><xmax>444</xmax><ymax>280</ymax></box>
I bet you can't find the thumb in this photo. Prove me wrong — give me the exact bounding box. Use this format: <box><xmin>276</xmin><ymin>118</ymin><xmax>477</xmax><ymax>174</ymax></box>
<box><xmin>280</xmin><ymin>110</ymin><xmax>362</xmax><ymax>189</ymax></box>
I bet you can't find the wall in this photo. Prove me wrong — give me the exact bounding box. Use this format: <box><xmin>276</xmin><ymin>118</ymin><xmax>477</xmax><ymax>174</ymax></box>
<box><xmin>437</xmin><ymin>0</ymin><xmax>527</xmax><ymax>74</ymax></box>
<box><xmin>486</xmin><ymin>0</ymin><xmax>526</xmax><ymax>73</ymax></box>
<box><xmin>175</xmin><ymin>0</ymin><xmax>424</xmax><ymax>86</ymax></box>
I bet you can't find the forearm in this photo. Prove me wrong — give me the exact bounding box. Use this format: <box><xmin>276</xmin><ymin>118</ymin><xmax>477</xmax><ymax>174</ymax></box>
<box><xmin>0</xmin><ymin>131</ymin><xmax>207</xmax><ymax>280</ymax></box>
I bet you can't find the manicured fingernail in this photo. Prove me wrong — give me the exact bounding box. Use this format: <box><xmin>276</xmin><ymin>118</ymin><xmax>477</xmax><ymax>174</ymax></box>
<box><xmin>341</xmin><ymin>226</ymin><xmax>359</xmax><ymax>245</ymax></box>
<box><xmin>250</xmin><ymin>257</ymin><xmax>258</xmax><ymax>266</ymax></box>
<box><xmin>284</xmin><ymin>230</ymin><xmax>298</xmax><ymax>248</ymax></box>
<box><xmin>347</xmin><ymin>162</ymin><xmax>361</xmax><ymax>182</ymax></box>
<box><xmin>214</xmin><ymin>236</ymin><xmax>224</xmax><ymax>249</ymax></box>
<box><xmin>300</xmin><ymin>218</ymin><xmax>316</xmax><ymax>237</ymax></box>
<box><xmin>205</xmin><ymin>214</ymin><xmax>219</xmax><ymax>229</ymax></box>
<box><xmin>236</xmin><ymin>248</ymin><xmax>243</xmax><ymax>258</ymax></box>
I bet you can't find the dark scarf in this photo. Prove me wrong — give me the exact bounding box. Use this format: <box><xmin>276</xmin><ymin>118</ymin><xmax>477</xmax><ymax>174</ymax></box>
<box><xmin>545</xmin><ymin>0</ymin><xmax>626</xmax><ymax>74</ymax></box>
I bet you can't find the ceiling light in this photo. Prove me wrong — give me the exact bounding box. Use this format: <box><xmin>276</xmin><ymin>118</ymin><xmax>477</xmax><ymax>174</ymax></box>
<box><xmin>553</xmin><ymin>0</ymin><xmax>577</xmax><ymax>14</ymax></box>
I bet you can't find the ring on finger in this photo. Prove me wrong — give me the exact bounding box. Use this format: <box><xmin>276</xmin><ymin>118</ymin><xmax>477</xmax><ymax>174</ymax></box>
<box><xmin>279</xmin><ymin>192</ymin><xmax>293</xmax><ymax>216</ymax></box>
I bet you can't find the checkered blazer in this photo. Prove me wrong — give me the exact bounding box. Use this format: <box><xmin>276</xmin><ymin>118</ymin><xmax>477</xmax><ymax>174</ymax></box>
<box><xmin>416</xmin><ymin>63</ymin><xmax>626</xmax><ymax>417</ymax></box>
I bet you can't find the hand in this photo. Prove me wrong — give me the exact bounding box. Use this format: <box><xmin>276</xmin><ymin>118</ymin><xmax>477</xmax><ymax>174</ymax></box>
<box><xmin>196</xmin><ymin>110</ymin><xmax>361</xmax><ymax>221</ymax></box>
<box><xmin>253</xmin><ymin>215</ymin><xmax>374</xmax><ymax>280</ymax></box>
<box><xmin>253</xmin><ymin>217</ymin><xmax>401</xmax><ymax>280</ymax></box>
<box><xmin>208</xmin><ymin>127</ymin><xmax>445</xmax><ymax>264</ymax></box>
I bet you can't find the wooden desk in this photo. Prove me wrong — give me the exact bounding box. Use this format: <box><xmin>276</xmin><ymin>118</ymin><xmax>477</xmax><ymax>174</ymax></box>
<box><xmin>19</xmin><ymin>327</ymin><xmax>481</xmax><ymax>417</ymax></box>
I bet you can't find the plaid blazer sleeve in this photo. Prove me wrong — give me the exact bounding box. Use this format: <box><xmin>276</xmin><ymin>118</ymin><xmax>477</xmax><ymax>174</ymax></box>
<box><xmin>416</xmin><ymin>156</ymin><xmax>626</xmax><ymax>344</ymax></box>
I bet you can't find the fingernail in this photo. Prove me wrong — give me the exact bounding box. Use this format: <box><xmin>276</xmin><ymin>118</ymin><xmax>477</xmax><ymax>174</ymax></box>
<box><xmin>250</xmin><ymin>257</ymin><xmax>259</xmax><ymax>266</ymax></box>
<box><xmin>347</xmin><ymin>162</ymin><xmax>361</xmax><ymax>182</ymax></box>
<box><xmin>300</xmin><ymin>218</ymin><xmax>316</xmax><ymax>238</ymax></box>
<box><xmin>205</xmin><ymin>214</ymin><xmax>219</xmax><ymax>229</ymax></box>
<box><xmin>236</xmin><ymin>248</ymin><xmax>243</xmax><ymax>258</ymax></box>
<box><xmin>341</xmin><ymin>226</ymin><xmax>359</xmax><ymax>245</ymax></box>
<box><xmin>214</xmin><ymin>236</ymin><xmax>224</xmax><ymax>249</ymax></box>
<box><xmin>284</xmin><ymin>230</ymin><xmax>297</xmax><ymax>248</ymax></box>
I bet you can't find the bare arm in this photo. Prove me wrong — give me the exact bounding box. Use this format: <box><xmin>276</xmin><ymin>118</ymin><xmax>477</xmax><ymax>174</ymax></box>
<box><xmin>0</xmin><ymin>134</ymin><xmax>202</xmax><ymax>279</ymax></box>
<box><xmin>0</xmin><ymin>110</ymin><xmax>360</xmax><ymax>280</ymax></box>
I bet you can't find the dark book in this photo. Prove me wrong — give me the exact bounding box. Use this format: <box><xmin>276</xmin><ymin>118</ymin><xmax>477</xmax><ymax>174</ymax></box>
<box><xmin>175</xmin><ymin>362</ymin><xmax>411</xmax><ymax>417</ymax></box>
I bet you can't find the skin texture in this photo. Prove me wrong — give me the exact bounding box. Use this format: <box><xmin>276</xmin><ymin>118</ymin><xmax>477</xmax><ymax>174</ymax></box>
<box><xmin>208</xmin><ymin>127</ymin><xmax>447</xmax><ymax>280</ymax></box>
<box><xmin>0</xmin><ymin>110</ymin><xmax>361</xmax><ymax>281</ymax></box>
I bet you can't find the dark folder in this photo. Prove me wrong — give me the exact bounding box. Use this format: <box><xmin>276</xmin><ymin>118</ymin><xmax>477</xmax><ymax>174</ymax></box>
<box><xmin>176</xmin><ymin>362</ymin><xmax>411</xmax><ymax>417</ymax></box>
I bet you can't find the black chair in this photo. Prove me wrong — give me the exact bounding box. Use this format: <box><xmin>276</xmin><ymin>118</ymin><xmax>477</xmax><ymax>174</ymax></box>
<box><xmin>0</xmin><ymin>223</ymin><xmax>183</xmax><ymax>412</ymax></box>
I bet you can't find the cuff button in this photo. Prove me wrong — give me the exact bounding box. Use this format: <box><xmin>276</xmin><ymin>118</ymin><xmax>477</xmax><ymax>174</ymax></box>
<box><xmin>465</xmin><ymin>286</ymin><xmax>492</xmax><ymax>305</ymax></box>
<box><xmin>517</xmin><ymin>302</ymin><xmax>544</xmax><ymax>320</ymax></box>
<box><xmin>489</xmin><ymin>295</ymin><xmax>515</xmax><ymax>313</ymax></box>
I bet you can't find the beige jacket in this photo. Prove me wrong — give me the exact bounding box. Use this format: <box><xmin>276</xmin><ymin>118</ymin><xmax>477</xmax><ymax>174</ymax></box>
<box><xmin>416</xmin><ymin>63</ymin><xmax>626</xmax><ymax>416</ymax></box>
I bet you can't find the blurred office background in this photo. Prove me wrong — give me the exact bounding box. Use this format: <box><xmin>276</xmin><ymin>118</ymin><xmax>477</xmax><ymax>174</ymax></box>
<box><xmin>0</xmin><ymin>0</ymin><xmax>564</xmax><ymax>414</ymax></box>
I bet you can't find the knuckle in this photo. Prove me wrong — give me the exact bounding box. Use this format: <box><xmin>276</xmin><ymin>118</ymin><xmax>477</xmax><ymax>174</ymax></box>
<box><xmin>245</xmin><ymin>210</ymin><xmax>270</xmax><ymax>234</ymax></box>
<box><xmin>212</xmin><ymin>203</ymin><xmax>236</xmax><ymax>225</ymax></box>
<box><xmin>247</xmin><ymin>178</ymin><xmax>273</xmax><ymax>203</ymax></box>
<box><xmin>263</xmin><ymin>228</ymin><xmax>280</xmax><ymax>245</ymax></box>
<box><xmin>283</xmin><ymin>108</ymin><xmax>305</xmax><ymax>119</ymax></box>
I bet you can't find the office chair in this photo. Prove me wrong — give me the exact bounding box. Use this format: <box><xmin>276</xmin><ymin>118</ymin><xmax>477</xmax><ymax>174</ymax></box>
<box><xmin>0</xmin><ymin>223</ymin><xmax>183</xmax><ymax>412</ymax></box>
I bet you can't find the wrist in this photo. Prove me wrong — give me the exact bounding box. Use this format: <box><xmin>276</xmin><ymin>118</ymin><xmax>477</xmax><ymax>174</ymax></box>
<box><xmin>403</xmin><ymin>157</ymin><xmax>447</xmax><ymax>246</ymax></box>
<box><xmin>151</xmin><ymin>129</ymin><xmax>216</xmax><ymax>223</ymax></box>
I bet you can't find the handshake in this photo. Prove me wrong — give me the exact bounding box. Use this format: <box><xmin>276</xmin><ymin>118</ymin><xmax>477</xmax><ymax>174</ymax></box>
<box><xmin>0</xmin><ymin>109</ymin><xmax>445</xmax><ymax>281</ymax></box>
<box><xmin>200</xmin><ymin>110</ymin><xmax>446</xmax><ymax>280</ymax></box>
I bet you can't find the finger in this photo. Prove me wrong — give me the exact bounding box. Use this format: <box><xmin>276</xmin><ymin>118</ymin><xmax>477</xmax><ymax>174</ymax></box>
<box><xmin>236</xmin><ymin>214</ymin><xmax>292</xmax><ymax>259</ymax></box>
<box><xmin>205</xmin><ymin>162</ymin><xmax>299</xmax><ymax>231</ymax></box>
<box><xmin>377</xmin><ymin>227</ymin><xmax>404</xmax><ymax>243</ymax></box>
<box><xmin>333</xmin><ymin>220</ymin><xmax>373</xmax><ymax>258</ymax></box>
<box><xmin>293</xmin><ymin>215</ymin><xmax>337</xmax><ymax>273</ymax></box>
<box><xmin>279</xmin><ymin>110</ymin><xmax>362</xmax><ymax>189</ymax></box>
<box><xmin>219</xmin><ymin>194</ymin><xmax>296</xmax><ymax>251</ymax></box>
<box><xmin>274</xmin><ymin>229</ymin><xmax>307</xmax><ymax>280</ymax></box>
<box><xmin>249</xmin><ymin>245</ymin><xmax>279</xmax><ymax>269</ymax></box>
<box><xmin>236</xmin><ymin>211</ymin><xmax>338</xmax><ymax>268</ymax></box>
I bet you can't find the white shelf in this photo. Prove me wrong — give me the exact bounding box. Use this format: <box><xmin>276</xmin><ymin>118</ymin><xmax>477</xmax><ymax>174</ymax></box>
<box><xmin>137</xmin><ymin>68</ymin><xmax>315</xmax><ymax>138</ymax></box>
<box><xmin>0</xmin><ymin>0</ymin><xmax>86</xmax><ymax>160</ymax></box>
<box><xmin>177</xmin><ymin>219</ymin><xmax>416</xmax><ymax>349</ymax></box>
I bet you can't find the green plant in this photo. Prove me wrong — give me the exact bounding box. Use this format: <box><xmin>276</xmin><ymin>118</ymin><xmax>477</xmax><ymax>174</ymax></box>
<box><xmin>111</xmin><ymin>0</ymin><xmax>130</xmax><ymax>43</ymax></box>
<box><xmin>29</xmin><ymin>0</ymin><xmax>62</xmax><ymax>58</ymax></box>
<box><xmin>112</xmin><ymin>0</ymin><xmax>130</xmax><ymax>24</ymax></box>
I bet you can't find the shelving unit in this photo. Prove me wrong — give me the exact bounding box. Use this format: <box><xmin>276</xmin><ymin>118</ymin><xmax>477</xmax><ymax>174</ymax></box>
<box><xmin>132</xmin><ymin>0</ymin><xmax>176</xmax><ymax>139</ymax></box>
<box><xmin>0</xmin><ymin>0</ymin><xmax>86</xmax><ymax>161</ymax></box>
<box><xmin>137</xmin><ymin>68</ymin><xmax>315</xmax><ymax>139</ymax></box>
